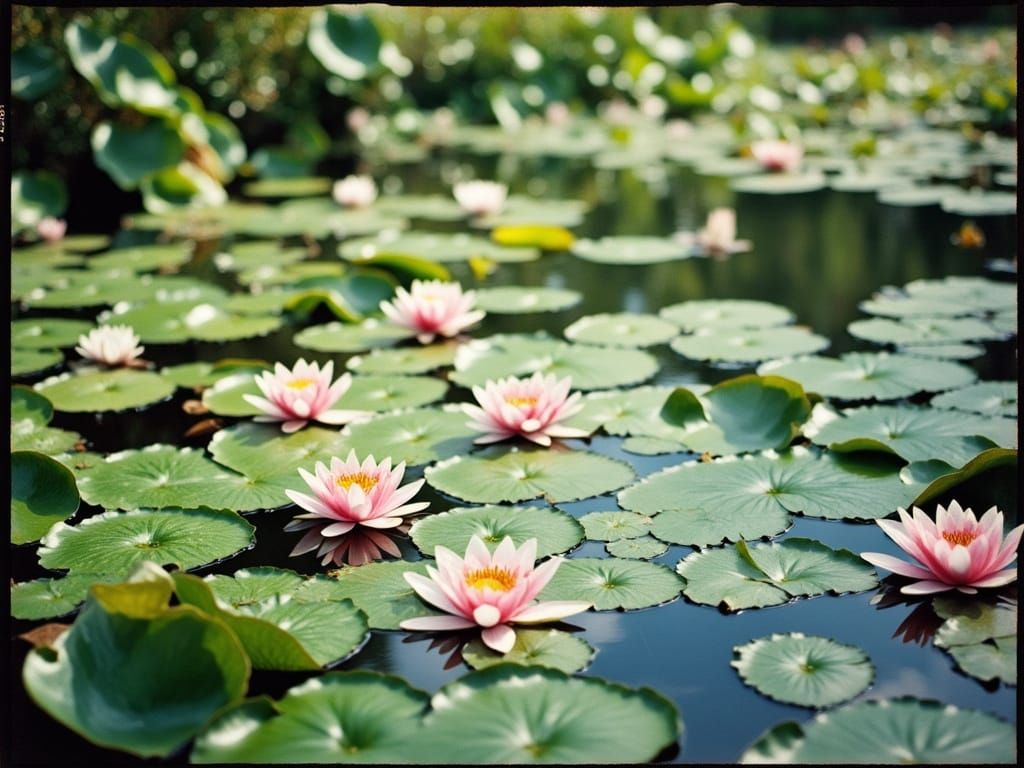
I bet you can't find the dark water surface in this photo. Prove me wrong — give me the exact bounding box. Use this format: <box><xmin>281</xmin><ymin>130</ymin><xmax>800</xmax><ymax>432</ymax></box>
<box><xmin>10</xmin><ymin>152</ymin><xmax>1018</xmax><ymax>764</ymax></box>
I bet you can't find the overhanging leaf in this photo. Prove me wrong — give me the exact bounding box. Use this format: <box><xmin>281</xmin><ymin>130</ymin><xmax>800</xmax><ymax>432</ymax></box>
<box><xmin>11</xmin><ymin>451</ymin><xmax>81</xmax><ymax>545</ymax></box>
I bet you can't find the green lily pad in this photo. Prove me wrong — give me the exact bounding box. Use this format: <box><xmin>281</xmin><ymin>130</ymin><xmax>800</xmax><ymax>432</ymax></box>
<box><xmin>694</xmin><ymin>156</ymin><xmax>763</xmax><ymax>177</ymax></box>
<box><xmin>902</xmin><ymin>447</ymin><xmax>1019</xmax><ymax>507</ymax></box>
<box><xmin>877</xmin><ymin>184</ymin><xmax>961</xmax><ymax>207</ymax></box>
<box><xmin>730</xmin><ymin>171</ymin><xmax>827</xmax><ymax>194</ymax></box>
<box><xmin>741</xmin><ymin>698</ymin><xmax>1016</xmax><ymax>764</ymax></box>
<box><xmin>242</xmin><ymin>176</ymin><xmax>332</xmax><ymax>198</ymax></box>
<box><xmin>12</xmin><ymin>318</ymin><xmax>93</xmax><ymax>350</ymax></box>
<box><xmin>12</xmin><ymin>170</ymin><xmax>67</xmax><ymax>233</ymax></box>
<box><xmin>343</xmin><ymin>374</ymin><xmax>449</xmax><ymax>412</ymax></box>
<box><xmin>347</xmin><ymin>342</ymin><xmax>459</xmax><ymax>375</ymax></box>
<box><xmin>87</xmin><ymin>242</ymin><xmax>192</xmax><ymax>272</ymax></box>
<box><xmin>12</xmin><ymin>385</ymin><xmax>54</xmax><ymax>424</ymax></box>
<box><xmin>859</xmin><ymin>295</ymin><xmax>983</xmax><ymax>319</ymax></box>
<box><xmin>191</xmin><ymin>672</ymin><xmax>429</xmax><ymax>764</ymax></box>
<box><xmin>451</xmin><ymin>334</ymin><xmax>659</xmax><ymax>391</ymax></box>
<box><xmin>375</xmin><ymin>194</ymin><xmax>466</xmax><ymax>221</ymax></box>
<box><xmin>12</xmin><ymin>43</ymin><xmax>63</xmax><ymax>99</ymax></box>
<box><xmin>200</xmin><ymin>372</ymin><xmax>266</xmax><ymax>417</ymax></box>
<box><xmin>898</xmin><ymin>343</ymin><xmax>985</xmax><ymax>360</ymax></box>
<box><xmin>904</xmin><ymin>275</ymin><xmax>1017</xmax><ymax>312</ymax></box>
<box><xmin>941</xmin><ymin>190</ymin><xmax>1016</xmax><ymax>216</ymax></box>
<box><xmin>931</xmin><ymin>381</ymin><xmax>1017</xmax><ymax>417</ymax></box>
<box><xmin>223</xmin><ymin>290</ymin><xmax>297</xmax><ymax>316</ymax></box>
<box><xmin>462</xmin><ymin>629</ymin><xmax>595</xmax><ymax>674</ymax></box>
<box><xmin>677</xmin><ymin>538</ymin><xmax>878</xmax><ymax>611</ymax></box>
<box><xmin>621</xmin><ymin>436</ymin><xmax>688</xmax><ymax>455</ymax></box>
<box><xmin>294</xmin><ymin>320</ymin><xmax>415</xmax><ymax>353</ymax></box>
<box><xmin>322</xmin><ymin>561</ymin><xmax>445</xmax><ymax>630</ymax></box>
<box><xmin>943</xmin><ymin>639</ymin><xmax>1017</xmax><ymax>686</ymax></box>
<box><xmin>649</xmin><ymin>503</ymin><xmax>792</xmax><ymax>549</ymax></box>
<box><xmin>847</xmin><ymin>316</ymin><xmax>1005</xmax><ymax>346</ymax></box>
<box><xmin>473</xmin><ymin>196</ymin><xmax>589</xmax><ymax>229</ymax></box>
<box><xmin>214</xmin><ymin>243</ymin><xmax>309</xmax><ymax>272</ymax></box>
<box><xmin>567</xmin><ymin>386</ymin><xmax>703</xmax><ymax>441</ymax></box>
<box><xmin>10</xmin><ymin>415</ymin><xmax>81</xmax><ymax>457</ymax></box>
<box><xmin>659</xmin><ymin>299</ymin><xmax>795</xmax><ymax>332</ymax></box>
<box><xmin>579</xmin><ymin>511</ymin><xmax>654</xmax><ymax>541</ymax></box>
<box><xmin>12</xmin><ymin>451</ymin><xmax>81</xmax><ymax>545</ymax></box>
<box><xmin>11</xmin><ymin>573</ymin><xmax>117</xmax><ymax>620</ymax></box>
<box><xmin>606</xmin><ymin>536</ymin><xmax>669</xmax><ymax>560</ymax></box>
<box><xmin>473</xmin><ymin>286</ymin><xmax>582</xmax><ymax>314</ymax></box>
<box><xmin>621</xmin><ymin>445</ymin><xmax>915</xmax><ymax>527</ymax></box>
<box><xmin>758</xmin><ymin>352</ymin><xmax>977</xmax><ymax>401</ymax></box>
<box><xmin>283</xmin><ymin>268</ymin><xmax>399</xmax><ymax>323</ymax></box>
<box><xmin>37</xmin><ymin>507</ymin><xmax>255</xmax><ymax>576</ymax></box>
<box><xmin>202</xmin><ymin>567</ymin><xmax>307</xmax><ymax>606</ymax></box>
<box><xmin>732</xmin><ymin>633</ymin><xmax>873</xmax><ymax>709</ymax></box>
<box><xmin>538</xmin><ymin>557</ymin><xmax>682</xmax><ymax>610</ymax></box>
<box><xmin>425</xmin><ymin>447</ymin><xmax>635</xmax><ymax>504</ymax></box>
<box><xmin>805</xmin><ymin>403</ymin><xmax>1016</xmax><ymax>465</ymax></box>
<box><xmin>340</xmin><ymin>231</ymin><xmax>539</xmax><ymax>264</ymax></box>
<box><xmin>23</xmin><ymin>271</ymin><xmax>162</xmax><ymax>309</ymax></box>
<box><xmin>410</xmin><ymin>505</ymin><xmax>584</xmax><ymax>559</ymax></box>
<box><xmin>335</xmin><ymin>406</ymin><xmax>479</xmax><ymax>467</ymax></box>
<box><xmin>238</xmin><ymin>260</ymin><xmax>346</xmax><ymax>288</ymax></box>
<box><xmin>105</xmin><ymin>301</ymin><xmax>282</xmax><ymax>343</ymax></box>
<box><xmin>564</xmin><ymin>312</ymin><xmax>679</xmax><ymax>348</ymax></box>
<box><xmin>35</xmin><ymin>369</ymin><xmax>175</xmax><ymax>413</ymax></box>
<box><xmin>671</xmin><ymin>327</ymin><xmax>829</xmax><ymax>364</ymax></box>
<box><xmin>23</xmin><ymin>563</ymin><xmax>248</xmax><ymax>758</ymax></box>
<box><xmin>933</xmin><ymin>603</ymin><xmax>1017</xmax><ymax>685</ymax></box>
<box><xmin>660</xmin><ymin>374</ymin><xmax>811</xmax><ymax>456</ymax></box>
<box><xmin>571</xmin><ymin>236</ymin><xmax>692</xmax><ymax>265</ymax></box>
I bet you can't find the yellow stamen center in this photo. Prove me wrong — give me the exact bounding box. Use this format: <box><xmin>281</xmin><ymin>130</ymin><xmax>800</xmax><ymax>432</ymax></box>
<box><xmin>942</xmin><ymin>530</ymin><xmax>978</xmax><ymax>547</ymax></box>
<box><xmin>465</xmin><ymin>566</ymin><xmax>517</xmax><ymax>592</ymax></box>
<box><xmin>335</xmin><ymin>472</ymin><xmax>378</xmax><ymax>493</ymax></box>
<box><xmin>505</xmin><ymin>396</ymin><xmax>538</xmax><ymax>408</ymax></box>
<box><xmin>287</xmin><ymin>378</ymin><xmax>315</xmax><ymax>389</ymax></box>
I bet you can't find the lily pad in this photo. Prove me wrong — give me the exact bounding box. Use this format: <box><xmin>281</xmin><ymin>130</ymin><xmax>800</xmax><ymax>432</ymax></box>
<box><xmin>741</xmin><ymin>697</ymin><xmax>1016</xmax><ymax>764</ymax></box>
<box><xmin>294</xmin><ymin>320</ymin><xmax>415</xmax><ymax>353</ymax></box>
<box><xmin>877</xmin><ymin>184</ymin><xmax>961</xmax><ymax>207</ymax></box>
<box><xmin>621</xmin><ymin>446</ymin><xmax>917</xmax><ymax>528</ymax></box>
<box><xmin>571</xmin><ymin>236</ymin><xmax>692</xmax><ymax>265</ymax></box>
<box><xmin>375</xmin><ymin>194</ymin><xmax>466</xmax><ymax>221</ymax></box>
<box><xmin>340</xmin><ymin>231</ymin><xmax>539</xmax><ymax>264</ymax></box>
<box><xmin>37</xmin><ymin>507</ymin><xmax>255</xmax><ymax>576</ymax></box>
<box><xmin>671</xmin><ymin>327</ymin><xmax>829</xmax><ymax>364</ymax></box>
<box><xmin>425</xmin><ymin>447</ymin><xmax>635</xmax><ymax>504</ymax></box>
<box><xmin>451</xmin><ymin>334</ymin><xmax>659</xmax><ymax>391</ymax></box>
<box><xmin>201</xmin><ymin>372</ymin><xmax>267</xmax><ymax>417</ymax></box>
<box><xmin>730</xmin><ymin>171</ymin><xmax>827</xmax><ymax>194</ymax></box>
<box><xmin>11</xmin><ymin>385</ymin><xmax>54</xmax><ymax>425</ymax></box>
<box><xmin>659</xmin><ymin>299</ymin><xmax>795</xmax><ymax>332</ymax></box>
<box><xmin>12</xmin><ymin>451</ymin><xmax>81</xmax><ymax>545</ymax></box>
<box><xmin>334</xmin><ymin>406</ymin><xmax>477</xmax><ymax>467</ymax></box>
<box><xmin>933</xmin><ymin>603</ymin><xmax>1017</xmax><ymax>685</ymax></box>
<box><xmin>410</xmin><ymin>505</ymin><xmax>584</xmax><ymax>559</ymax></box>
<box><xmin>491</xmin><ymin>224</ymin><xmax>576</xmax><ymax>251</ymax></box>
<box><xmin>931</xmin><ymin>381</ymin><xmax>1017</xmax><ymax>417</ymax></box>
<box><xmin>11</xmin><ymin>573</ymin><xmax>117</xmax><ymax>620</ymax></box>
<box><xmin>564</xmin><ymin>313</ymin><xmax>679</xmax><ymax>348</ymax></box>
<box><xmin>473</xmin><ymin>196</ymin><xmax>588</xmax><ymax>229</ymax></box>
<box><xmin>649</xmin><ymin>504</ymin><xmax>792</xmax><ymax>549</ymax></box>
<box><xmin>343</xmin><ymin>374</ymin><xmax>448</xmax><ymax>412</ymax></box>
<box><xmin>202</xmin><ymin>567</ymin><xmax>307</xmax><ymax>607</ymax></box>
<box><xmin>898</xmin><ymin>343</ymin><xmax>985</xmax><ymax>360</ymax></box>
<box><xmin>105</xmin><ymin>301</ymin><xmax>283</xmax><ymax>343</ymax></box>
<box><xmin>87</xmin><ymin>242</ymin><xmax>192</xmax><ymax>272</ymax></box>
<box><xmin>805</xmin><ymin>403</ymin><xmax>1016</xmax><ymax>466</ymax></box>
<box><xmin>323</xmin><ymin>561</ymin><xmax>445</xmax><ymax>630</ymax></box>
<box><xmin>473</xmin><ymin>286</ymin><xmax>582</xmax><ymax>314</ymax></box>
<box><xmin>903</xmin><ymin>275</ymin><xmax>1017</xmax><ymax>312</ymax></box>
<box><xmin>847</xmin><ymin>316</ymin><xmax>1005</xmax><ymax>346</ymax></box>
<box><xmin>347</xmin><ymin>342</ymin><xmax>458</xmax><ymax>375</ymax></box>
<box><xmin>940</xmin><ymin>189</ymin><xmax>1016</xmax><ymax>216</ymax></box>
<box><xmin>12</xmin><ymin>318</ymin><xmax>93</xmax><ymax>350</ymax></box>
<box><xmin>579</xmin><ymin>511</ymin><xmax>653</xmax><ymax>541</ymax></box>
<box><xmin>606</xmin><ymin>536</ymin><xmax>669</xmax><ymax>560</ymax></box>
<box><xmin>567</xmin><ymin>386</ymin><xmax>701</xmax><ymax>441</ymax></box>
<box><xmin>223</xmin><ymin>290</ymin><xmax>297</xmax><ymax>315</ymax></box>
<box><xmin>213</xmin><ymin>242</ymin><xmax>309</xmax><ymax>272</ymax></box>
<box><xmin>902</xmin><ymin>447</ymin><xmax>1019</xmax><ymax>506</ymax></box>
<box><xmin>732</xmin><ymin>633</ymin><xmax>874</xmax><ymax>709</ymax></box>
<box><xmin>462</xmin><ymin>629</ymin><xmax>594</xmax><ymax>674</ymax></box>
<box><xmin>758</xmin><ymin>352</ymin><xmax>977</xmax><ymax>401</ymax></box>
<box><xmin>35</xmin><ymin>369</ymin><xmax>175</xmax><ymax>413</ymax></box>
<box><xmin>242</xmin><ymin>176</ymin><xmax>332</xmax><ymax>198</ymax></box>
<box><xmin>538</xmin><ymin>557</ymin><xmax>682</xmax><ymax>610</ymax></box>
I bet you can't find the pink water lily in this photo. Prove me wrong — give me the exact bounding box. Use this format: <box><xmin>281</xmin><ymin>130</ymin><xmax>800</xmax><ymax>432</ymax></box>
<box><xmin>696</xmin><ymin>208</ymin><xmax>752</xmax><ymax>255</ymax></box>
<box><xmin>750</xmin><ymin>139</ymin><xmax>804</xmax><ymax>173</ymax></box>
<box><xmin>463</xmin><ymin>371</ymin><xmax>591</xmax><ymax>446</ymax></box>
<box><xmin>243</xmin><ymin>359</ymin><xmax>367</xmax><ymax>433</ymax></box>
<box><xmin>75</xmin><ymin>325</ymin><xmax>144</xmax><ymax>367</ymax></box>
<box><xmin>379</xmin><ymin>279</ymin><xmax>485</xmax><ymax>344</ymax></box>
<box><xmin>453</xmin><ymin>180</ymin><xmax>507</xmax><ymax>216</ymax></box>
<box><xmin>861</xmin><ymin>501</ymin><xmax>1022</xmax><ymax>595</ymax></box>
<box><xmin>333</xmin><ymin>175</ymin><xmax>377</xmax><ymax>208</ymax></box>
<box><xmin>401</xmin><ymin>535</ymin><xmax>592</xmax><ymax>653</ymax></box>
<box><xmin>37</xmin><ymin>216</ymin><xmax>67</xmax><ymax>243</ymax></box>
<box><xmin>284</xmin><ymin>451</ymin><xmax>428</xmax><ymax>566</ymax></box>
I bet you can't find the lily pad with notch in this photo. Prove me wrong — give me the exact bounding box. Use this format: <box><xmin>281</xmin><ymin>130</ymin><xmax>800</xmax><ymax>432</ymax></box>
<box><xmin>538</xmin><ymin>557</ymin><xmax>683</xmax><ymax>610</ymax></box>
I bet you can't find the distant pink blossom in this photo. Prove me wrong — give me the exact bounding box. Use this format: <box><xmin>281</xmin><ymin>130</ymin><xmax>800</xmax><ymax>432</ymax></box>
<box><xmin>75</xmin><ymin>325</ymin><xmax>144</xmax><ymax>367</ymax></box>
<box><xmin>545</xmin><ymin>101</ymin><xmax>571</xmax><ymax>126</ymax></box>
<box><xmin>285</xmin><ymin>452</ymin><xmax>427</xmax><ymax>566</ymax></box>
<box><xmin>463</xmin><ymin>371</ymin><xmax>591</xmax><ymax>447</ymax></box>
<box><xmin>346</xmin><ymin>106</ymin><xmax>371</xmax><ymax>133</ymax></box>
<box><xmin>401</xmin><ymin>535</ymin><xmax>592</xmax><ymax>653</ymax></box>
<box><xmin>37</xmin><ymin>217</ymin><xmax>67</xmax><ymax>243</ymax></box>
<box><xmin>843</xmin><ymin>33</ymin><xmax>867</xmax><ymax>56</ymax></box>
<box><xmin>379</xmin><ymin>279</ymin><xmax>485</xmax><ymax>344</ymax></box>
<box><xmin>750</xmin><ymin>139</ymin><xmax>804</xmax><ymax>173</ymax></box>
<box><xmin>696</xmin><ymin>208</ymin><xmax>752</xmax><ymax>255</ymax></box>
<box><xmin>243</xmin><ymin>359</ymin><xmax>367</xmax><ymax>433</ymax></box>
<box><xmin>453</xmin><ymin>180</ymin><xmax>508</xmax><ymax>217</ymax></box>
<box><xmin>333</xmin><ymin>175</ymin><xmax>377</xmax><ymax>208</ymax></box>
<box><xmin>861</xmin><ymin>501</ymin><xmax>1022</xmax><ymax>595</ymax></box>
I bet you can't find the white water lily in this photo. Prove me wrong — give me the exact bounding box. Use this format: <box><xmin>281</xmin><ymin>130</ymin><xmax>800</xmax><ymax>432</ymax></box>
<box><xmin>75</xmin><ymin>325</ymin><xmax>144</xmax><ymax>367</ymax></box>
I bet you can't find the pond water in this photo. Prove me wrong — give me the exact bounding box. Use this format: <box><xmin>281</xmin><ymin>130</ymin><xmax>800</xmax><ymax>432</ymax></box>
<box><xmin>10</xmin><ymin>150</ymin><xmax>1017</xmax><ymax>764</ymax></box>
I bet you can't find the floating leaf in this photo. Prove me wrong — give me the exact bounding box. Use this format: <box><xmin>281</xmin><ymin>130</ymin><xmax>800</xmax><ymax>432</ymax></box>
<box><xmin>902</xmin><ymin>448</ymin><xmax>1018</xmax><ymax>506</ymax></box>
<box><xmin>347</xmin><ymin>342</ymin><xmax>458</xmax><ymax>375</ymax></box>
<box><xmin>11</xmin><ymin>385</ymin><xmax>54</xmax><ymax>425</ymax></box>
<box><xmin>567</xmin><ymin>385</ymin><xmax>705</xmax><ymax>441</ymax></box>
<box><xmin>38</xmin><ymin>507</ymin><xmax>255</xmax><ymax>576</ymax></box>
<box><xmin>730</xmin><ymin>172</ymin><xmax>827</xmax><ymax>194</ymax></box>
<box><xmin>539</xmin><ymin>557</ymin><xmax>682</xmax><ymax>610</ymax></box>
<box><xmin>35</xmin><ymin>369</ymin><xmax>175</xmax><ymax>413</ymax></box>
<box><xmin>649</xmin><ymin>504</ymin><xmax>792</xmax><ymax>549</ymax></box>
<box><xmin>462</xmin><ymin>629</ymin><xmax>594</xmax><ymax>674</ymax></box>
<box><xmin>241</xmin><ymin>176</ymin><xmax>331</xmax><ymax>198</ymax></box>
<box><xmin>579</xmin><ymin>511</ymin><xmax>653</xmax><ymax>541</ymax></box>
<box><xmin>11</xmin><ymin>318</ymin><xmax>93</xmax><ymax>350</ymax></box>
<box><xmin>426</xmin><ymin>447</ymin><xmax>635</xmax><ymax>504</ymax></box>
<box><xmin>931</xmin><ymin>381</ymin><xmax>1017</xmax><ymax>417</ymax></box>
<box><xmin>294</xmin><ymin>319</ymin><xmax>415</xmax><ymax>353</ymax></box>
<box><xmin>473</xmin><ymin>286</ymin><xmax>582</xmax><ymax>314</ymax></box>
<box><xmin>671</xmin><ymin>327</ymin><xmax>829</xmax><ymax>364</ymax></box>
<box><xmin>606</xmin><ymin>536</ymin><xmax>668</xmax><ymax>560</ymax></box>
<box><xmin>621</xmin><ymin>436</ymin><xmax>687</xmax><ymax>455</ymax></box>
<box><xmin>847</xmin><ymin>316</ymin><xmax>1005</xmax><ymax>346</ymax></box>
<box><xmin>87</xmin><ymin>242</ymin><xmax>192</xmax><ymax>272</ymax></box>
<box><xmin>676</xmin><ymin>545</ymin><xmax>791</xmax><ymax>610</ymax></box>
<box><xmin>23</xmin><ymin>563</ymin><xmax>249</xmax><ymax>758</ymax></box>
<box><xmin>201</xmin><ymin>372</ymin><xmax>265</xmax><ymax>417</ymax></box>
<box><xmin>324</xmin><ymin>561</ymin><xmax>445</xmax><ymax>630</ymax></box>
<box><xmin>335</xmin><ymin>406</ymin><xmax>478</xmax><ymax>467</ymax></box>
<box><xmin>343</xmin><ymin>374</ymin><xmax>448</xmax><ymax>412</ymax></box>
<box><xmin>475</xmin><ymin>197</ymin><xmax>588</xmax><ymax>229</ymax></box>
<box><xmin>12</xmin><ymin>451</ymin><xmax>81</xmax><ymax>545</ymax></box>
<box><xmin>214</xmin><ymin>242</ymin><xmax>308</xmax><ymax>272</ymax></box>
<box><xmin>104</xmin><ymin>301</ymin><xmax>282</xmax><ymax>343</ymax></box>
<box><xmin>571</xmin><ymin>236</ymin><xmax>692</xmax><ymax>265</ymax></box>
<box><xmin>941</xmin><ymin>189</ymin><xmax>1016</xmax><ymax>216</ymax></box>
<box><xmin>491</xmin><ymin>224</ymin><xmax>576</xmax><ymax>251</ymax></box>
<box><xmin>877</xmin><ymin>184</ymin><xmax>961</xmax><ymax>207</ymax></box>
<box><xmin>451</xmin><ymin>334</ymin><xmax>659</xmax><ymax>391</ymax></box>
<box><xmin>284</xmin><ymin>270</ymin><xmax>398</xmax><ymax>323</ymax></box>
<box><xmin>732</xmin><ymin>633</ymin><xmax>873</xmax><ymax>708</ymax></box>
<box><xmin>759</xmin><ymin>352</ymin><xmax>977</xmax><ymax>401</ymax></box>
<box><xmin>374</xmin><ymin>194</ymin><xmax>466</xmax><ymax>221</ymax></box>
<box><xmin>11</xmin><ymin>573</ymin><xmax>115</xmax><ymax>620</ymax></box>
<box><xmin>933</xmin><ymin>603</ymin><xmax>1017</xmax><ymax>685</ymax></box>
<box><xmin>340</xmin><ymin>231</ymin><xmax>539</xmax><ymax>264</ymax></box>
<box><xmin>410</xmin><ymin>505</ymin><xmax>584</xmax><ymax>559</ymax></box>
<box><xmin>203</xmin><ymin>567</ymin><xmax>306</xmax><ymax>606</ymax></box>
<box><xmin>904</xmin><ymin>275</ymin><xmax>1017</xmax><ymax>311</ymax></box>
<box><xmin>898</xmin><ymin>342</ymin><xmax>985</xmax><ymax>360</ymax></box>
<box><xmin>741</xmin><ymin>698</ymin><xmax>1016</xmax><ymax>764</ymax></box>
<box><xmin>564</xmin><ymin>312</ymin><xmax>679</xmax><ymax>348</ymax></box>
<box><xmin>659</xmin><ymin>299</ymin><xmax>794</xmax><ymax>332</ymax></box>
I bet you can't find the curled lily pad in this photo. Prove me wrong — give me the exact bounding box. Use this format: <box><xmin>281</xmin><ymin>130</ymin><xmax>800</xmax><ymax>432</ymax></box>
<box><xmin>12</xmin><ymin>451</ymin><xmax>81</xmax><ymax>545</ymax></box>
<box><xmin>606</xmin><ymin>536</ymin><xmax>668</xmax><ymax>560</ymax></box>
<box><xmin>539</xmin><ymin>557</ymin><xmax>682</xmax><ymax>610</ymax></box>
<box><xmin>902</xmin><ymin>447</ymin><xmax>1018</xmax><ymax>507</ymax></box>
<box><xmin>931</xmin><ymin>381</ymin><xmax>1017</xmax><ymax>417</ymax></box>
<box><xmin>12</xmin><ymin>318</ymin><xmax>93</xmax><ymax>350</ymax></box>
<box><xmin>410</xmin><ymin>505</ymin><xmax>584</xmax><ymax>559</ymax></box>
<box><xmin>732</xmin><ymin>633</ymin><xmax>874</xmax><ymax>709</ymax></box>
<box><xmin>473</xmin><ymin>286</ymin><xmax>582</xmax><ymax>314</ymax></box>
<box><xmin>564</xmin><ymin>313</ymin><xmax>679</xmax><ymax>348</ymax></box>
<box><xmin>335</xmin><ymin>406</ymin><xmax>477</xmax><ymax>467</ymax></box>
<box><xmin>294</xmin><ymin>320</ymin><xmax>414</xmax><ymax>353</ymax></box>
<box><xmin>741</xmin><ymin>697</ymin><xmax>1016</xmax><ymax>764</ymax></box>
<box><xmin>571</xmin><ymin>236</ymin><xmax>692</xmax><ymax>265</ymax></box>
<box><xmin>11</xmin><ymin>416</ymin><xmax>80</xmax><ymax>457</ymax></box>
<box><xmin>425</xmin><ymin>447</ymin><xmax>635</xmax><ymax>505</ymax></box>
<box><xmin>462</xmin><ymin>629</ymin><xmax>594</xmax><ymax>674</ymax></box>
<box><xmin>847</xmin><ymin>316</ymin><xmax>1005</xmax><ymax>346</ymax></box>
<box><xmin>35</xmin><ymin>369</ymin><xmax>175</xmax><ymax>413</ymax></box>
<box><xmin>671</xmin><ymin>327</ymin><xmax>829</xmax><ymax>364</ymax></box>
<box><xmin>38</xmin><ymin>507</ymin><xmax>255</xmax><ymax>576</ymax></box>
<box><xmin>579</xmin><ymin>511</ymin><xmax>654</xmax><ymax>541</ymax></box>
<box><xmin>451</xmin><ymin>334</ymin><xmax>659</xmax><ymax>391</ymax></box>
<box><xmin>347</xmin><ymin>342</ymin><xmax>458</xmax><ymax>375</ymax></box>
<box><xmin>758</xmin><ymin>352</ymin><xmax>977</xmax><ymax>401</ymax></box>
<box><xmin>659</xmin><ymin>299</ymin><xmax>794</xmax><ymax>332</ymax></box>
<box><xmin>11</xmin><ymin>573</ymin><xmax>116</xmax><ymax>620</ymax></box>
<box><xmin>322</xmin><ymin>561</ymin><xmax>445</xmax><ymax>630</ymax></box>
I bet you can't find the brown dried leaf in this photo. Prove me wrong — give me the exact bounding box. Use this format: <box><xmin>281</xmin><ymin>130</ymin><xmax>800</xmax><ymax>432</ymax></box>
<box><xmin>19</xmin><ymin>623</ymin><xmax>72</xmax><ymax>648</ymax></box>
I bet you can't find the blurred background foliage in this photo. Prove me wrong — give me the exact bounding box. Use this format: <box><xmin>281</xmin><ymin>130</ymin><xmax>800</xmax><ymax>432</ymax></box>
<box><xmin>10</xmin><ymin>4</ymin><xmax>1016</xmax><ymax>231</ymax></box>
